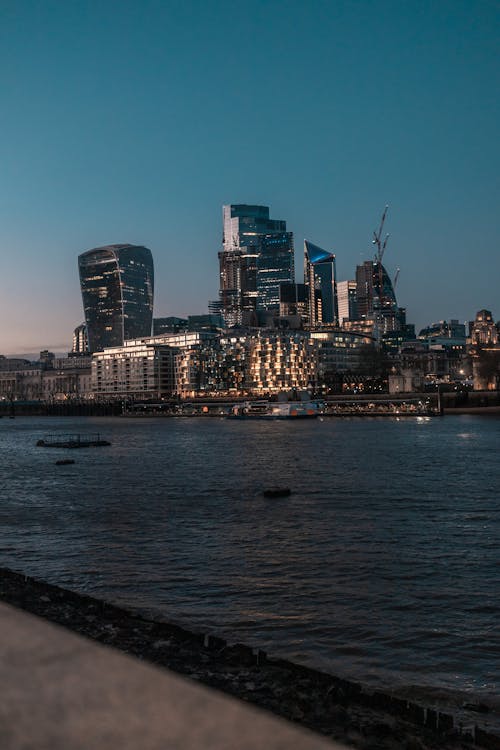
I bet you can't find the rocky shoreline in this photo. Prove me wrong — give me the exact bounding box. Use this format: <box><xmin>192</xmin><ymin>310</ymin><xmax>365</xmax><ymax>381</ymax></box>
<box><xmin>1</xmin><ymin>566</ymin><xmax>498</xmax><ymax>750</ymax></box>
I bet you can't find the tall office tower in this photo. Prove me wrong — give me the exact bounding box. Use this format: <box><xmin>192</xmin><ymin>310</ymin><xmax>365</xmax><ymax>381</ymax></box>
<box><xmin>279</xmin><ymin>283</ymin><xmax>308</xmax><ymax>319</ymax></box>
<box><xmin>304</xmin><ymin>241</ymin><xmax>338</xmax><ymax>327</ymax></box>
<box><xmin>78</xmin><ymin>244</ymin><xmax>154</xmax><ymax>352</ymax></box>
<box><xmin>355</xmin><ymin>260</ymin><xmax>400</xmax><ymax>334</ymax></box>
<box><xmin>217</xmin><ymin>205</ymin><xmax>294</xmax><ymax>327</ymax></box>
<box><xmin>72</xmin><ymin>323</ymin><xmax>89</xmax><ymax>353</ymax></box>
<box><xmin>337</xmin><ymin>280</ymin><xmax>357</xmax><ymax>324</ymax></box>
<box><xmin>257</xmin><ymin>233</ymin><xmax>295</xmax><ymax>311</ymax></box>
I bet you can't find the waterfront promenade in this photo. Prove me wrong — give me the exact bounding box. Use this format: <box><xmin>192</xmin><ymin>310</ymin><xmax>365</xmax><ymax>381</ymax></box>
<box><xmin>0</xmin><ymin>599</ymin><xmax>342</xmax><ymax>750</ymax></box>
<box><xmin>1</xmin><ymin>568</ymin><xmax>498</xmax><ymax>750</ymax></box>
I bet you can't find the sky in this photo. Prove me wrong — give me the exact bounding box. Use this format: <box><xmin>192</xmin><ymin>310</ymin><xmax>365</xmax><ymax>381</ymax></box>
<box><xmin>0</xmin><ymin>0</ymin><xmax>498</xmax><ymax>354</ymax></box>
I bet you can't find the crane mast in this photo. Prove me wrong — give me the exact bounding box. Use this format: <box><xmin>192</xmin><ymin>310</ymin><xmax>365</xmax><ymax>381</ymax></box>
<box><xmin>373</xmin><ymin>205</ymin><xmax>389</xmax><ymax>263</ymax></box>
<box><xmin>372</xmin><ymin>205</ymin><xmax>390</xmax><ymax>309</ymax></box>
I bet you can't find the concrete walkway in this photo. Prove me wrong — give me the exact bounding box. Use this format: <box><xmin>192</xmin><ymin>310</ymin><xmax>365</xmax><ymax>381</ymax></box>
<box><xmin>0</xmin><ymin>601</ymin><xmax>348</xmax><ymax>749</ymax></box>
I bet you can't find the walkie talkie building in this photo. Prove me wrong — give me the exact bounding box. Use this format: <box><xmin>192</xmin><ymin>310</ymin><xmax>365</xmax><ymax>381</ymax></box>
<box><xmin>78</xmin><ymin>244</ymin><xmax>154</xmax><ymax>352</ymax></box>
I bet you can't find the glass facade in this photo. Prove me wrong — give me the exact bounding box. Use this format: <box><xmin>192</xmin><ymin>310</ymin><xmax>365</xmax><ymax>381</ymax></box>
<box><xmin>279</xmin><ymin>283</ymin><xmax>307</xmax><ymax>319</ymax></box>
<box><xmin>257</xmin><ymin>232</ymin><xmax>295</xmax><ymax>311</ymax></box>
<box><xmin>218</xmin><ymin>205</ymin><xmax>294</xmax><ymax>326</ymax></box>
<box><xmin>356</xmin><ymin>260</ymin><xmax>397</xmax><ymax>318</ymax></box>
<box><xmin>304</xmin><ymin>241</ymin><xmax>338</xmax><ymax>325</ymax></box>
<box><xmin>355</xmin><ymin>260</ymin><xmax>404</xmax><ymax>335</ymax></box>
<box><xmin>78</xmin><ymin>244</ymin><xmax>154</xmax><ymax>352</ymax></box>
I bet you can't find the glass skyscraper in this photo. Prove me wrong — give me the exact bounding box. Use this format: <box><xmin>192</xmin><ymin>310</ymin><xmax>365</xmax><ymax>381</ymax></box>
<box><xmin>218</xmin><ymin>205</ymin><xmax>294</xmax><ymax>326</ymax></box>
<box><xmin>304</xmin><ymin>241</ymin><xmax>338</xmax><ymax>326</ymax></box>
<box><xmin>356</xmin><ymin>260</ymin><xmax>397</xmax><ymax>318</ymax></box>
<box><xmin>78</xmin><ymin>244</ymin><xmax>154</xmax><ymax>352</ymax></box>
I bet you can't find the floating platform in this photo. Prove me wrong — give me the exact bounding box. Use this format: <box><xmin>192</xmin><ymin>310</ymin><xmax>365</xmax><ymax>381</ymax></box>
<box><xmin>37</xmin><ymin>434</ymin><xmax>111</xmax><ymax>449</ymax></box>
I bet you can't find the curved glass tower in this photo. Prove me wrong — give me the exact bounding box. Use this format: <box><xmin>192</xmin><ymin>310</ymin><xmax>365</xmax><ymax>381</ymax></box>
<box><xmin>78</xmin><ymin>244</ymin><xmax>154</xmax><ymax>352</ymax></box>
<box><xmin>356</xmin><ymin>260</ymin><xmax>397</xmax><ymax>317</ymax></box>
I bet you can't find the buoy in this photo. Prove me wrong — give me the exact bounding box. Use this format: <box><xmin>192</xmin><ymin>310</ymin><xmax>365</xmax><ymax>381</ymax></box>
<box><xmin>263</xmin><ymin>487</ymin><xmax>291</xmax><ymax>498</ymax></box>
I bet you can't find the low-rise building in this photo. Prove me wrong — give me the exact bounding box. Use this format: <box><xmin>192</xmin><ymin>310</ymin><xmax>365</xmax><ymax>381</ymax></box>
<box><xmin>0</xmin><ymin>354</ymin><xmax>92</xmax><ymax>401</ymax></box>
<box><xmin>469</xmin><ymin>310</ymin><xmax>500</xmax><ymax>390</ymax></box>
<box><xmin>89</xmin><ymin>328</ymin><xmax>376</xmax><ymax>399</ymax></box>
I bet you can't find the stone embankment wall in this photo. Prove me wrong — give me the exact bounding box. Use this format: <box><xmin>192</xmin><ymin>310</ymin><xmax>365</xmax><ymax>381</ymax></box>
<box><xmin>1</xmin><ymin>567</ymin><xmax>498</xmax><ymax>750</ymax></box>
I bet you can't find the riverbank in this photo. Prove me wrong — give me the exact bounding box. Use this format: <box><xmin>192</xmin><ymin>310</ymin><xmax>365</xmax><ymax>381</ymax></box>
<box><xmin>1</xmin><ymin>390</ymin><xmax>499</xmax><ymax>417</ymax></box>
<box><xmin>1</xmin><ymin>567</ymin><xmax>498</xmax><ymax>749</ymax></box>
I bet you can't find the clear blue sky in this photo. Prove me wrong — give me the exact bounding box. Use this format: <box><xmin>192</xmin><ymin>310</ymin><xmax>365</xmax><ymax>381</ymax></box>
<box><xmin>1</xmin><ymin>0</ymin><xmax>498</xmax><ymax>354</ymax></box>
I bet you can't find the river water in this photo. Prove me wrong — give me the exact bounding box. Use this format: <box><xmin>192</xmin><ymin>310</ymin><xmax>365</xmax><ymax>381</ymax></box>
<box><xmin>1</xmin><ymin>414</ymin><xmax>498</xmax><ymax>702</ymax></box>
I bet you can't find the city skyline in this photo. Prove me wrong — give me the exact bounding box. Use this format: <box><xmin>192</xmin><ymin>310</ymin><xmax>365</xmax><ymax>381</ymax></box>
<box><xmin>1</xmin><ymin>0</ymin><xmax>499</xmax><ymax>354</ymax></box>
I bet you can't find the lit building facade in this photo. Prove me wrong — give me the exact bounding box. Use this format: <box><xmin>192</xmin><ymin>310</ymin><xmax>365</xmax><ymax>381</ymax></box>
<box><xmin>419</xmin><ymin>319</ymin><xmax>467</xmax><ymax>342</ymax></box>
<box><xmin>92</xmin><ymin>341</ymin><xmax>176</xmax><ymax>398</ymax></box>
<box><xmin>244</xmin><ymin>331</ymin><xmax>317</xmax><ymax>394</ymax></box>
<box><xmin>0</xmin><ymin>358</ymin><xmax>92</xmax><ymax>401</ymax></box>
<box><xmin>469</xmin><ymin>310</ymin><xmax>500</xmax><ymax>391</ymax></box>
<box><xmin>470</xmin><ymin>309</ymin><xmax>499</xmax><ymax>346</ymax></box>
<box><xmin>78</xmin><ymin>244</ymin><xmax>154</xmax><ymax>352</ymax></box>
<box><xmin>337</xmin><ymin>280</ymin><xmax>357</xmax><ymax>324</ymax></box>
<box><xmin>311</xmin><ymin>329</ymin><xmax>376</xmax><ymax>377</ymax></box>
<box><xmin>89</xmin><ymin>328</ymin><xmax>378</xmax><ymax>398</ymax></box>
<box><xmin>304</xmin><ymin>241</ymin><xmax>338</xmax><ymax>326</ymax></box>
<box><xmin>72</xmin><ymin>323</ymin><xmax>89</xmax><ymax>354</ymax></box>
<box><xmin>217</xmin><ymin>205</ymin><xmax>294</xmax><ymax>326</ymax></box>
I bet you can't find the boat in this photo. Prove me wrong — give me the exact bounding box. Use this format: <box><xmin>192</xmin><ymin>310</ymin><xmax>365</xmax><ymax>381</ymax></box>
<box><xmin>228</xmin><ymin>400</ymin><xmax>320</xmax><ymax>419</ymax></box>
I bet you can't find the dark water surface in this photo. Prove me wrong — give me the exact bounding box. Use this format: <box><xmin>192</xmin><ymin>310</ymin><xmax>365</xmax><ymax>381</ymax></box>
<box><xmin>1</xmin><ymin>415</ymin><xmax>499</xmax><ymax>699</ymax></box>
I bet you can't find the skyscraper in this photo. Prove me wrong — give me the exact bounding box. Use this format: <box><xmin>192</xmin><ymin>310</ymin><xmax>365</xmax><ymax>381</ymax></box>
<box><xmin>279</xmin><ymin>283</ymin><xmax>308</xmax><ymax>319</ymax></box>
<box><xmin>337</xmin><ymin>280</ymin><xmax>357</xmax><ymax>325</ymax></box>
<box><xmin>217</xmin><ymin>205</ymin><xmax>294</xmax><ymax>326</ymax></box>
<box><xmin>355</xmin><ymin>260</ymin><xmax>402</xmax><ymax>334</ymax></box>
<box><xmin>304</xmin><ymin>241</ymin><xmax>338</xmax><ymax>326</ymax></box>
<box><xmin>78</xmin><ymin>244</ymin><xmax>154</xmax><ymax>352</ymax></box>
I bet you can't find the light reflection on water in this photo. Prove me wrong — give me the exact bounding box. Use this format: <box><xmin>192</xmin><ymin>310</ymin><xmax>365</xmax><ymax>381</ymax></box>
<box><xmin>0</xmin><ymin>414</ymin><xmax>499</xmax><ymax>698</ymax></box>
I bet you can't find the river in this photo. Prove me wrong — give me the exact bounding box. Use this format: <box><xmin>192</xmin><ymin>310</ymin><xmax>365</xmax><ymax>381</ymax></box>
<box><xmin>1</xmin><ymin>414</ymin><xmax>498</xmax><ymax>702</ymax></box>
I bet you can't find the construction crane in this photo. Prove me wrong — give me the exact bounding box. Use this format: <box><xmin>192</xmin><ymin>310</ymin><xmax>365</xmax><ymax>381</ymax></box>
<box><xmin>372</xmin><ymin>206</ymin><xmax>391</xmax><ymax>311</ymax></box>
<box><xmin>394</xmin><ymin>268</ymin><xmax>400</xmax><ymax>287</ymax></box>
<box><xmin>373</xmin><ymin>205</ymin><xmax>390</xmax><ymax>264</ymax></box>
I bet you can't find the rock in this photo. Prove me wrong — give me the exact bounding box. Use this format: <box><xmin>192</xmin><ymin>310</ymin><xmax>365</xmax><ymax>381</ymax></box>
<box><xmin>404</xmin><ymin>738</ymin><xmax>425</xmax><ymax>750</ymax></box>
<box><xmin>153</xmin><ymin>639</ymin><xmax>171</xmax><ymax>650</ymax></box>
<box><xmin>463</xmin><ymin>702</ymin><xmax>490</xmax><ymax>713</ymax></box>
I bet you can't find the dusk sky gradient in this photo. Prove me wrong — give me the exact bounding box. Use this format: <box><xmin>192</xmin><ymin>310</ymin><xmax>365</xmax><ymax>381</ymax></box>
<box><xmin>1</xmin><ymin>0</ymin><xmax>498</xmax><ymax>354</ymax></box>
